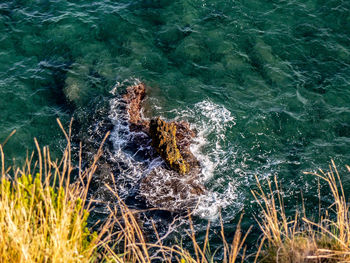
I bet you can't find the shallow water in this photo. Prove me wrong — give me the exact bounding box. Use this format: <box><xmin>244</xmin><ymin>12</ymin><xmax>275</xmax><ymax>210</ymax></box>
<box><xmin>1</xmin><ymin>0</ymin><xmax>350</xmax><ymax>257</ymax></box>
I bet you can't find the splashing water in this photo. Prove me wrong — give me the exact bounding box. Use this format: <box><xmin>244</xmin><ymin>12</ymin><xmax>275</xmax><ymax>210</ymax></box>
<box><xmin>108</xmin><ymin>88</ymin><xmax>240</xmax><ymax>219</ymax></box>
<box><xmin>175</xmin><ymin>101</ymin><xmax>240</xmax><ymax>218</ymax></box>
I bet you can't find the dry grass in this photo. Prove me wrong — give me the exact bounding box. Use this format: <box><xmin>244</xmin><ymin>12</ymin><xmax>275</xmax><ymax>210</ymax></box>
<box><xmin>0</xmin><ymin>119</ymin><xmax>113</xmax><ymax>263</ymax></box>
<box><xmin>4</xmin><ymin>118</ymin><xmax>350</xmax><ymax>263</ymax></box>
<box><xmin>253</xmin><ymin>161</ymin><xmax>350</xmax><ymax>263</ymax></box>
<box><xmin>0</xmin><ymin>120</ymin><xmax>249</xmax><ymax>263</ymax></box>
<box><xmin>102</xmin><ymin>184</ymin><xmax>250</xmax><ymax>263</ymax></box>
<box><xmin>5</xmin><ymin>119</ymin><xmax>350</xmax><ymax>263</ymax></box>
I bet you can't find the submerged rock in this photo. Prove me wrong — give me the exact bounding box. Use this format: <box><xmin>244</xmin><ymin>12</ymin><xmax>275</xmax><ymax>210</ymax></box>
<box><xmin>140</xmin><ymin>168</ymin><xmax>205</xmax><ymax>212</ymax></box>
<box><xmin>149</xmin><ymin>117</ymin><xmax>189</xmax><ymax>175</ymax></box>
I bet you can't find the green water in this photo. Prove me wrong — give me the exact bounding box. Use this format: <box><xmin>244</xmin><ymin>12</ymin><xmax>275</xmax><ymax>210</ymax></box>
<box><xmin>1</xmin><ymin>0</ymin><xmax>350</xmax><ymax>257</ymax></box>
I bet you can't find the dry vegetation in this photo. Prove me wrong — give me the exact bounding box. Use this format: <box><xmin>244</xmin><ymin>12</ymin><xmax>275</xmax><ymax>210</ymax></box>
<box><xmin>0</xmin><ymin>120</ymin><xmax>248</xmax><ymax>263</ymax></box>
<box><xmin>253</xmin><ymin>160</ymin><xmax>350</xmax><ymax>262</ymax></box>
<box><xmin>0</xmin><ymin>120</ymin><xmax>114</xmax><ymax>263</ymax></box>
<box><xmin>1</xmin><ymin>120</ymin><xmax>350</xmax><ymax>262</ymax></box>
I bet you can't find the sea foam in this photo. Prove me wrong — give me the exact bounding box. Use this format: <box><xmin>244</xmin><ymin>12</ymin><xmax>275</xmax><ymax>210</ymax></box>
<box><xmin>108</xmin><ymin>84</ymin><xmax>240</xmax><ymax>219</ymax></box>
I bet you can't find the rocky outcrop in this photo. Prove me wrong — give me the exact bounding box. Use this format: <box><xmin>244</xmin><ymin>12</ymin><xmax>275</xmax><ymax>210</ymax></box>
<box><xmin>149</xmin><ymin>117</ymin><xmax>189</xmax><ymax>174</ymax></box>
<box><xmin>122</xmin><ymin>83</ymin><xmax>200</xmax><ymax>174</ymax></box>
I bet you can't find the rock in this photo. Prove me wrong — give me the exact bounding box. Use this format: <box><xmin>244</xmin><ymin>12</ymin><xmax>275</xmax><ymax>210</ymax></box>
<box><xmin>122</xmin><ymin>83</ymin><xmax>201</xmax><ymax>174</ymax></box>
<box><xmin>174</xmin><ymin>121</ymin><xmax>200</xmax><ymax>170</ymax></box>
<box><xmin>149</xmin><ymin>117</ymin><xmax>189</xmax><ymax>175</ymax></box>
<box><xmin>139</xmin><ymin>167</ymin><xmax>205</xmax><ymax>212</ymax></box>
<box><xmin>123</xmin><ymin>83</ymin><xmax>149</xmax><ymax>132</ymax></box>
<box><xmin>119</xmin><ymin>83</ymin><xmax>206</xmax><ymax>212</ymax></box>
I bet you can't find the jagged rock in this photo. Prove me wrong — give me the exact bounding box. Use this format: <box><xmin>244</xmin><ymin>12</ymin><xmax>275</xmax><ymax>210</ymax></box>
<box><xmin>122</xmin><ymin>83</ymin><xmax>200</xmax><ymax>174</ymax></box>
<box><xmin>119</xmin><ymin>83</ymin><xmax>206</xmax><ymax>212</ymax></box>
<box><xmin>123</xmin><ymin>83</ymin><xmax>149</xmax><ymax>132</ymax></box>
<box><xmin>149</xmin><ymin>117</ymin><xmax>189</xmax><ymax>175</ymax></box>
<box><xmin>174</xmin><ymin>121</ymin><xmax>200</xmax><ymax>170</ymax></box>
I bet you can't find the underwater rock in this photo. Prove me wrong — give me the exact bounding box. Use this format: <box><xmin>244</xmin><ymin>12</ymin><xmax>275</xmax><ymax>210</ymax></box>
<box><xmin>149</xmin><ymin>117</ymin><xmax>189</xmax><ymax>175</ymax></box>
<box><xmin>140</xmin><ymin>167</ymin><xmax>205</xmax><ymax>212</ymax></box>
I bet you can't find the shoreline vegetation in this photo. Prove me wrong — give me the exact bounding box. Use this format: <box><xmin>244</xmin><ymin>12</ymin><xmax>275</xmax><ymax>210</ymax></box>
<box><xmin>1</xmin><ymin>120</ymin><xmax>350</xmax><ymax>262</ymax></box>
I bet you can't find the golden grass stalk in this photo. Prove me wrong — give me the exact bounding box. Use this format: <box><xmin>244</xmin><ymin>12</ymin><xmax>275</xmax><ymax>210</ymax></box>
<box><xmin>0</xmin><ymin>119</ymin><xmax>113</xmax><ymax>263</ymax></box>
<box><xmin>302</xmin><ymin>160</ymin><xmax>350</xmax><ymax>261</ymax></box>
<box><xmin>252</xmin><ymin>174</ymin><xmax>324</xmax><ymax>263</ymax></box>
<box><xmin>103</xmin><ymin>185</ymin><xmax>250</xmax><ymax>263</ymax></box>
<box><xmin>254</xmin><ymin>161</ymin><xmax>350</xmax><ymax>262</ymax></box>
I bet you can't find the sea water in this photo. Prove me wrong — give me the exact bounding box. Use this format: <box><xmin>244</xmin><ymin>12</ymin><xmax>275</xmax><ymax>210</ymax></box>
<box><xmin>1</xmin><ymin>0</ymin><xmax>350</xmax><ymax>257</ymax></box>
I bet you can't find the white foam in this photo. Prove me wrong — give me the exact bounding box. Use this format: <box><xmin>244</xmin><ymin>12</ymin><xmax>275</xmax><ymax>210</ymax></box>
<box><xmin>108</xmin><ymin>87</ymin><xmax>241</xmax><ymax>219</ymax></box>
<box><xmin>194</xmin><ymin>180</ymin><xmax>239</xmax><ymax>219</ymax></box>
<box><xmin>170</xmin><ymin>100</ymin><xmax>241</xmax><ymax>219</ymax></box>
<box><xmin>174</xmin><ymin>100</ymin><xmax>236</xmax><ymax>181</ymax></box>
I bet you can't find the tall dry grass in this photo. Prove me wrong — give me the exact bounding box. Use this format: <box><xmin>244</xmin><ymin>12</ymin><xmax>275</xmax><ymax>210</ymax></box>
<box><xmin>253</xmin><ymin>161</ymin><xmax>350</xmax><ymax>263</ymax></box>
<box><xmin>4</xmin><ymin>118</ymin><xmax>350</xmax><ymax>263</ymax></box>
<box><xmin>0</xmin><ymin>119</ymin><xmax>113</xmax><ymax>263</ymax></box>
<box><xmin>0</xmin><ymin>120</ymin><xmax>249</xmax><ymax>263</ymax></box>
<box><xmin>103</xmin><ymin>184</ymin><xmax>250</xmax><ymax>263</ymax></box>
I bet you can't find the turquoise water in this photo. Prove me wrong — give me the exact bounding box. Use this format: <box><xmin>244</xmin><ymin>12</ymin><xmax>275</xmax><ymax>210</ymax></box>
<box><xmin>1</xmin><ymin>0</ymin><xmax>350</xmax><ymax>256</ymax></box>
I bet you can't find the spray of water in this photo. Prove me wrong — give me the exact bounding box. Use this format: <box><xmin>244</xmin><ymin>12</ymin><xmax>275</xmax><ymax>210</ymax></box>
<box><xmin>108</xmin><ymin>82</ymin><xmax>240</xmax><ymax>218</ymax></box>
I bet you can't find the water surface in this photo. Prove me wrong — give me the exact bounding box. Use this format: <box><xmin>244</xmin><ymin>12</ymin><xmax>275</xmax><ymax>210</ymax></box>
<box><xmin>1</xmin><ymin>0</ymin><xmax>350</xmax><ymax>257</ymax></box>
